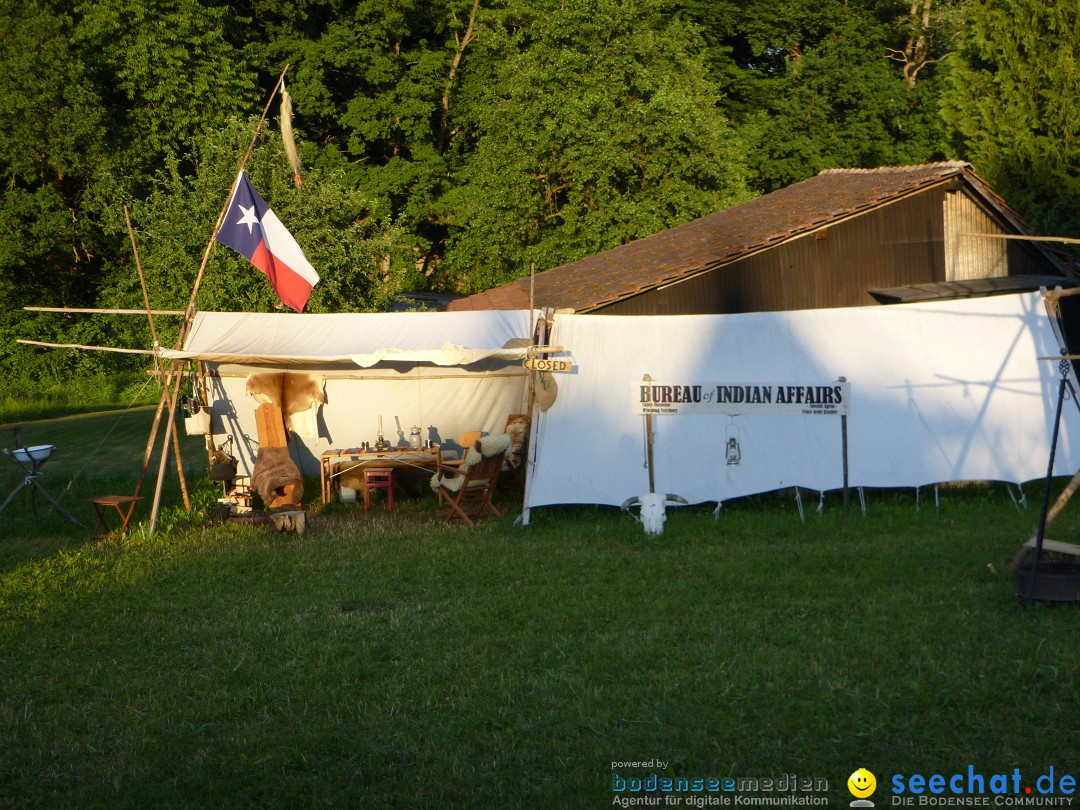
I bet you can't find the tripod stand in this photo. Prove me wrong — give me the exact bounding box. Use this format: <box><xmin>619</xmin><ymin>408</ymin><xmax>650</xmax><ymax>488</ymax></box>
<box><xmin>0</xmin><ymin>441</ymin><xmax>86</xmax><ymax>528</ymax></box>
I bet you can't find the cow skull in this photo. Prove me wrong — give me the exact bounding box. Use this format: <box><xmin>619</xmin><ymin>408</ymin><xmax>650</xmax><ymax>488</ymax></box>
<box><xmin>620</xmin><ymin>492</ymin><xmax>689</xmax><ymax>536</ymax></box>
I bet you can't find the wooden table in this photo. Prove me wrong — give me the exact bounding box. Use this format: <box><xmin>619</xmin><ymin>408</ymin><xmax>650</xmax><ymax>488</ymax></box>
<box><xmin>85</xmin><ymin>495</ymin><xmax>143</xmax><ymax>539</ymax></box>
<box><xmin>320</xmin><ymin>448</ymin><xmax>441</xmax><ymax>504</ymax></box>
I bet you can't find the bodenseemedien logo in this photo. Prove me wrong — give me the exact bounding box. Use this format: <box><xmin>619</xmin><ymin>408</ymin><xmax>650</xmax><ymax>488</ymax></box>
<box><xmin>849</xmin><ymin>768</ymin><xmax>878</xmax><ymax>808</ymax></box>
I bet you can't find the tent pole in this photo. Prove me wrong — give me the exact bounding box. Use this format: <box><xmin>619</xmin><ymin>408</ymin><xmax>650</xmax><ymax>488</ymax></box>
<box><xmin>519</xmin><ymin>307</ymin><xmax>545</xmax><ymax>527</ymax></box>
<box><xmin>197</xmin><ymin>360</ymin><xmax>215</xmax><ymax>462</ymax></box>
<box><xmin>15</xmin><ymin>340</ymin><xmax>155</xmax><ymax>354</ymax></box>
<box><xmin>23</xmin><ymin>306</ymin><xmax>185</xmax><ymax>315</ymax></box>
<box><xmin>841</xmin><ymin>413</ymin><xmax>850</xmax><ymax>520</ymax></box>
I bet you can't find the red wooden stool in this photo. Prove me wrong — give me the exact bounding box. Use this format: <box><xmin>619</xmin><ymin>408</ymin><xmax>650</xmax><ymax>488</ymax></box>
<box><xmin>363</xmin><ymin>469</ymin><xmax>393</xmax><ymax>512</ymax></box>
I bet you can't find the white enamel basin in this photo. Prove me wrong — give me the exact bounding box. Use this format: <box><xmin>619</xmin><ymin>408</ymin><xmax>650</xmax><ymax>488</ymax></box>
<box><xmin>11</xmin><ymin>445</ymin><xmax>55</xmax><ymax>464</ymax></box>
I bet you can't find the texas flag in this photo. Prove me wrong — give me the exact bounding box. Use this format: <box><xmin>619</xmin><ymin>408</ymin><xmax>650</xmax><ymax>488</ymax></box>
<box><xmin>216</xmin><ymin>171</ymin><xmax>320</xmax><ymax>312</ymax></box>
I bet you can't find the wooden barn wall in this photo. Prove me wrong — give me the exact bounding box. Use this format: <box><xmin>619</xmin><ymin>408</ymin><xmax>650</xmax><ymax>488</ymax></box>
<box><xmin>943</xmin><ymin>189</ymin><xmax>1053</xmax><ymax>280</ymax></box>
<box><xmin>944</xmin><ymin>189</ymin><xmax>1008</xmax><ymax>280</ymax></box>
<box><xmin>601</xmin><ymin>191</ymin><xmax>949</xmax><ymax>315</ymax></box>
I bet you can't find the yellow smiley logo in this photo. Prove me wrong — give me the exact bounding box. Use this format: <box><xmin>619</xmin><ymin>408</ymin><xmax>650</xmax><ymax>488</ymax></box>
<box><xmin>848</xmin><ymin>768</ymin><xmax>877</xmax><ymax>798</ymax></box>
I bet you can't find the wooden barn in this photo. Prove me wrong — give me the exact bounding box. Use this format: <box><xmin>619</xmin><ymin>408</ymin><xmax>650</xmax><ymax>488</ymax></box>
<box><xmin>447</xmin><ymin>162</ymin><xmax>1077</xmax><ymax>315</ymax></box>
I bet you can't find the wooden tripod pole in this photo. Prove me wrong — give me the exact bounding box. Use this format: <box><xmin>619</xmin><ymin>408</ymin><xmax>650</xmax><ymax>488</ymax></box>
<box><xmin>147</xmin><ymin>64</ymin><xmax>292</xmax><ymax>533</ymax></box>
<box><xmin>125</xmin><ymin>206</ymin><xmax>163</xmax><ymax>378</ymax></box>
<box><xmin>125</xmin><ymin>206</ymin><xmax>188</xmax><ymax>509</ymax></box>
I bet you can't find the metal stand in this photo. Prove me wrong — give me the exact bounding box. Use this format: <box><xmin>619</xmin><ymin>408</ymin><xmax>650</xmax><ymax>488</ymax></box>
<box><xmin>0</xmin><ymin>448</ymin><xmax>86</xmax><ymax>528</ymax></box>
<box><xmin>1024</xmin><ymin>358</ymin><xmax>1073</xmax><ymax>603</ymax></box>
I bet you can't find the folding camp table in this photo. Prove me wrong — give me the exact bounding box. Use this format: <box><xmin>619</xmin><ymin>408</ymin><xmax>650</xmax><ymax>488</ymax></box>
<box><xmin>85</xmin><ymin>495</ymin><xmax>143</xmax><ymax>539</ymax></box>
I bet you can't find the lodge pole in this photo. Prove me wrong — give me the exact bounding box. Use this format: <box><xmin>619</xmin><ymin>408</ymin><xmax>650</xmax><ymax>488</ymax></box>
<box><xmin>23</xmin><ymin>306</ymin><xmax>185</xmax><ymax>316</ymax></box>
<box><xmin>124</xmin><ymin>205</ymin><xmax>163</xmax><ymax>379</ymax></box>
<box><xmin>126</xmin><ymin>205</ymin><xmax>190</xmax><ymax>503</ymax></box>
<box><xmin>135</xmin><ymin>376</ymin><xmax>174</xmax><ymax>497</ymax></box>
<box><xmin>14</xmin><ymin>340</ymin><xmax>156</xmax><ymax>354</ymax></box>
<box><xmin>126</xmin><ymin>204</ymin><xmax>192</xmax><ymax>510</ymax></box>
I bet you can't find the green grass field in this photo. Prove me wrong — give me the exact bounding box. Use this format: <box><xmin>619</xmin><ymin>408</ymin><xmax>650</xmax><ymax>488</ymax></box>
<box><xmin>2</xmin><ymin>410</ymin><xmax>1079</xmax><ymax>808</ymax></box>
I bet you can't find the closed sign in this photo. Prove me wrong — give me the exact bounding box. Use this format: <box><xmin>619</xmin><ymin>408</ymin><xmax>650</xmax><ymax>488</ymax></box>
<box><xmin>523</xmin><ymin>358</ymin><xmax>573</xmax><ymax>373</ymax></box>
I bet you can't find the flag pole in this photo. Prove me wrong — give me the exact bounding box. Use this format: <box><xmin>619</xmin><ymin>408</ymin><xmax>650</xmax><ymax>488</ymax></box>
<box><xmin>148</xmin><ymin>64</ymin><xmax>292</xmax><ymax>533</ymax></box>
<box><xmin>181</xmin><ymin>62</ymin><xmax>292</xmax><ymax>333</ymax></box>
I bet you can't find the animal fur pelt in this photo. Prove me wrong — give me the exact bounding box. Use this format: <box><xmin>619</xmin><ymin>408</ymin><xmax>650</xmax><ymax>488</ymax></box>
<box><xmin>430</xmin><ymin>433</ymin><xmax>512</xmax><ymax>493</ymax></box>
<box><xmin>246</xmin><ymin>372</ymin><xmax>325</xmax><ymax>438</ymax></box>
<box><xmin>462</xmin><ymin>433</ymin><xmax>512</xmax><ymax>467</ymax></box>
<box><xmin>280</xmin><ymin>81</ymin><xmax>302</xmax><ymax>187</ymax></box>
<box><xmin>504</xmin><ymin>415</ymin><xmax>528</xmax><ymax>470</ymax></box>
<box><xmin>252</xmin><ymin>446</ymin><xmax>303</xmax><ymax>507</ymax></box>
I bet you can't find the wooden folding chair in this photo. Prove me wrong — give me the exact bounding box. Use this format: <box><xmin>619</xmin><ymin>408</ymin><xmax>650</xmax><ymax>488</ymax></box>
<box><xmin>431</xmin><ymin>439</ymin><xmax>508</xmax><ymax>525</ymax></box>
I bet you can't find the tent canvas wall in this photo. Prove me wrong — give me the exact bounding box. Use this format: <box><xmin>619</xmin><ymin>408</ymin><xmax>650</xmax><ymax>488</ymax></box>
<box><xmin>162</xmin><ymin>310</ymin><xmax>535</xmax><ymax>478</ymax></box>
<box><xmin>524</xmin><ymin>292</ymin><xmax>1080</xmax><ymax>513</ymax></box>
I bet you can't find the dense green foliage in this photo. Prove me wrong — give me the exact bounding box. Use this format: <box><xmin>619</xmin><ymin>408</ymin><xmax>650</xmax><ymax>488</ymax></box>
<box><xmin>940</xmin><ymin>0</ymin><xmax>1080</xmax><ymax>240</ymax></box>
<box><xmin>1</xmin><ymin>0</ymin><xmax>1076</xmax><ymax>395</ymax></box>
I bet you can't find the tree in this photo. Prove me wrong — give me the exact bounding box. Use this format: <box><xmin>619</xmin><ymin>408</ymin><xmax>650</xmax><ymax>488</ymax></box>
<box><xmin>438</xmin><ymin>0</ymin><xmax>751</xmax><ymax>292</ymax></box>
<box><xmin>887</xmin><ymin>0</ymin><xmax>960</xmax><ymax>89</ymax></box>
<box><xmin>940</xmin><ymin>0</ymin><xmax>1080</xmax><ymax>238</ymax></box>
<box><xmin>72</xmin><ymin>0</ymin><xmax>258</xmax><ymax>181</ymax></box>
<box><xmin>0</xmin><ymin>0</ymin><xmax>115</xmax><ymax>381</ymax></box>
<box><xmin>270</xmin><ymin>0</ymin><xmax>483</xmax><ymax>282</ymax></box>
<box><xmin>747</xmin><ymin>14</ymin><xmax>949</xmax><ymax>192</ymax></box>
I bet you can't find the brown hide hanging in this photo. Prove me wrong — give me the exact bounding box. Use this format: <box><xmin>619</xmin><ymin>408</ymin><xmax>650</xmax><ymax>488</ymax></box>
<box><xmin>245</xmin><ymin>372</ymin><xmax>325</xmax><ymax>431</ymax></box>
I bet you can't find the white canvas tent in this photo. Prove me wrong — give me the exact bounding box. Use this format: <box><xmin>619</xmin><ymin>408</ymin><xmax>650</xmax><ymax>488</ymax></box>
<box><xmin>523</xmin><ymin>291</ymin><xmax>1080</xmax><ymax>515</ymax></box>
<box><xmin>161</xmin><ymin>309</ymin><xmax>535</xmax><ymax>477</ymax></box>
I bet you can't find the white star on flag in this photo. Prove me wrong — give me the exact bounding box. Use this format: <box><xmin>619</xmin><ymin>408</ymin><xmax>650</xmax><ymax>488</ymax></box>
<box><xmin>236</xmin><ymin>204</ymin><xmax>260</xmax><ymax>233</ymax></box>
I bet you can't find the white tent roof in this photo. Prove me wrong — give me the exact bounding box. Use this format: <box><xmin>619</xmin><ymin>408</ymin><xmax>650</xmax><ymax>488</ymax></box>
<box><xmin>161</xmin><ymin>310</ymin><xmax>534</xmax><ymax>367</ymax></box>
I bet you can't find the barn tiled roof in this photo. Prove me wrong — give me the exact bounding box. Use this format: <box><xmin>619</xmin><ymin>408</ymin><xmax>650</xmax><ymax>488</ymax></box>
<box><xmin>440</xmin><ymin>282</ymin><xmax>531</xmax><ymax>311</ymax></box>
<box><xmin>445</xmin><ymin>162</ymin><xmax>1039</xmax><ymax>313</ymax></box>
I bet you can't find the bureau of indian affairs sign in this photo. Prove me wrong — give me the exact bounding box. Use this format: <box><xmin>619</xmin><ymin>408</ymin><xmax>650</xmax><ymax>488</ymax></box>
<box><xmin>631</xmin><ymin>381</ymin><xmax>850</xmax><ymax>416</ymax></box>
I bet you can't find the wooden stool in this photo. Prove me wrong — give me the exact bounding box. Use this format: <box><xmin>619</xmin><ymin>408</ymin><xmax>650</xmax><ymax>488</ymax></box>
<box><xmin>363</xmin><ymin>469</ymin><xmax>393</xmax><ymax>512</ymax></box>
<box><xmin>86</xmin><ymin>495</ymin><xmax>143</xmax><ymax>539</ymax></box>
